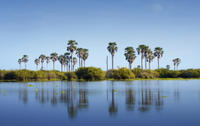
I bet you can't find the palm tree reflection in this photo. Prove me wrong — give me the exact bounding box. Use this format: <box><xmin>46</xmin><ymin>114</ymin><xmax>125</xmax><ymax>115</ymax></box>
<box><xmin>109</xmin><ymin>81</ymin><xmax>118</xmax><ymax>116</ymax></box>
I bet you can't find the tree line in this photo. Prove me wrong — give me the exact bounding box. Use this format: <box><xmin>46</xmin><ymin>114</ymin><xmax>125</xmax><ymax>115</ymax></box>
<box><xmin>18</xmin><ymin>41</ymin><xmax>181</xmax><ymax>71</ymax></box>
<box><xmin>107</xmin><ymin>42</ymin><xmax>181</xmax><ymax>70</ymax></box>
<box><xmin>18</xmin><ymin>40</ymin><xmax>89</xmax><ymax>72</ymax></box>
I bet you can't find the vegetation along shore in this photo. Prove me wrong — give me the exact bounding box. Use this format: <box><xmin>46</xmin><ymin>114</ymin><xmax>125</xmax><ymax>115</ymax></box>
<box><xmin>1</xmin><ymin>40</ymin><xmax>199</xmax><ymax>82</ymax></box>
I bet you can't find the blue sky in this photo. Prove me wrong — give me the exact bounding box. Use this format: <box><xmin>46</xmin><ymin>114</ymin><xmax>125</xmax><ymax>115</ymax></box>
<box><xmin>0</xmin><ymin>0</ymin><xmax>200</xmax><ymax>70</ymax></box>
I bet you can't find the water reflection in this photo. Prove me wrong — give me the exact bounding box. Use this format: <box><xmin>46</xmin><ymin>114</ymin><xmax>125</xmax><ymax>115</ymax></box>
<box><xmin>0</xmin><ymin>81</ymin><xmax>186</xmax><ymax>119</ymax></box>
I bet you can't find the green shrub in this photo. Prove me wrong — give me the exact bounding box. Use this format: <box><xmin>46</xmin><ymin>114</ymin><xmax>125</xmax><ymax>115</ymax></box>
<box><xmin>76</xmin><ymin>67</ymin><xmax>105</xmax><ymax>81</ymax></box>
<box><xmin>178</xmin><ymin>69</ymin><xmax>200</xmax><ymax>78</ymax></box>
<box><xmin>66</xmin><ymin>72</ymin><xmax>77</xmax><ymax>81</ymax></box>
<box><xmin>132</xmin><ymin>68</ymin><xmax>159</xmax><ymax>79</ymax></box>
<box><xmin>106</xmin><ymin>67</ymin><xmax>135</xmax><ymax>80</ymax></box>
<box><xmin>156</xmin><ymin>69</ymin><xmax>180</xmax><ymax>78</ymax></box>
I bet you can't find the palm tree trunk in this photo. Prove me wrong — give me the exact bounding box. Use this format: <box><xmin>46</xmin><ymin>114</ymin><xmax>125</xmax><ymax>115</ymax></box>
<box><xmin>129</xmin><ymin>63</ymin><xmax>132</xmax><ymax>70</ymax></box>
<box><xmin>84</xmin><ymin>60</ymin><xmax>85</xmax><ymax>67</ymax></box>
<box><xmin>46</xmin><ymin>63</ymin><xmax>48</xmax><ymax>70</ymax></box>
<box><xmin>41</xmin><ymin>62</ymin><xmax>43</xmax><ymax>70</ymax></box>
<box><xmin>174</xmin><ymin>65</ymin><xmax>175</xmax><ymax>71</ymax></box>
<box><xmin>53</xmin><ymin>62</ymin><xmax>55</xmax><ymax>70</ymax></box>
<box><xmin>141</xmin><ymin>55</ymin><xmax>143</xmax><ymax>69</ymax></box>
<box><xmin>71</xmin><ymin>53</ymin><xmax>73</xmax><ymax>71</ymax></box>
<box><xmin>81</xmin><ymin>59</ymin><xmax>83</xmax><ymax>67</ymax></box>
<box><xmin>25</xmin><ymin>63</ymin><xmax>27</xmax><ymax>69</ymax></box>
<box><xmin>149</xmin><ymin>62</ymin><xmax>151</xmax><ymax>70</ymax></box>
<box><xmin>177</xmin><ymin>65</ymin><xmax>178</xmax><ymax>70</ymax></box>
<box><xmin>157</xmin><ymin>58</ymin><xmax>160</xmax><ymax>69</ymax></box>
<box><xmin>79</xmin><ymin>57</ymin><xmax>80</xmax><ymax>68</ymax></box>
<box><xmin>145</xmin><ymin>58</ymin><xmax>147</xmax><ymax>69</ymax></box>
<box><xmin>112</xmin><ymin>55</ymin><xmax>114</xmax><ymax>70</ymax></box>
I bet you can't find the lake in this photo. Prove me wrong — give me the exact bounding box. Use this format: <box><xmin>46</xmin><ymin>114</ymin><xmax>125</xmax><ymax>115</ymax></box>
<box><xmin>0</xmin><ymin>80</ymin><xmax>200</xmax><ymax>126</ymax></box>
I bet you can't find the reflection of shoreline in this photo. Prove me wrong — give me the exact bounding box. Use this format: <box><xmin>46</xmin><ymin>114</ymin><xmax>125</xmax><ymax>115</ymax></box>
<box><xmin>15</xmin><ymin>81</ymin><xmax>178</xmax><ymax>119</ymax></box>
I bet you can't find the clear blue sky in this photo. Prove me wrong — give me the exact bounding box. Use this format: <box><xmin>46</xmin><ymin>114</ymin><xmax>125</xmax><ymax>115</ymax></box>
<box><xmin>0</xmin><ymin>0</ymin><xmax>199</xmax><ymax>70</ymax></box>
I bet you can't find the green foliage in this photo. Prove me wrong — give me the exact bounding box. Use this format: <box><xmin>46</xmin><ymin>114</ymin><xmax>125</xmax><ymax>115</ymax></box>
<box><xmin>76</xmin><ymin>67</ymin><xmax>105</xmax><ymax>81</ymax></box>
<box><xmin>66</xmin><ymin>72</ymin><xmax>77</xmax><ymax>81</ymax></box>
<box><xmin>156</xmin><ymin>69</ymin><xmax>180</xmax><ymax>78</ymax></box>
<box><xmin>132</xmin><ymin>68</ymin><xmax>159</xmax><ymax>79</ymax></box>
<box><xmin>0</xmin><ymin>70</ymin><xmax>68</xmax><ymax>81</ymax></box>
<box><xmin>178</xmin><ymin>69</ymin><xmax>200</xmax><ymax>78</ymax></box>
<box><xmin>106</xmin><ymin>67</ymin><xmax>135</xmax><ymax>80</ymax></box>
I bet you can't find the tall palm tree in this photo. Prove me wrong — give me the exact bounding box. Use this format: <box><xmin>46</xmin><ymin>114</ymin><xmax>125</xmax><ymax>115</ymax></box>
<box><xmin>22</xmin><ymin>55</ymin><xmax>28</xmax><ymax>69</ymax></box>
<box><xmin>18</xmin><ymin>59</ymin><xmax>22</xmax><ymax>70</ymax></box>
<box><xmin>67</xmin><ymin>40</ymin><xmax>78</xmax><ymax>71</ymax></box>
<box><xmin>173</xmin><ymin>58</ymin><xmax>181</xmax><ymax>70</ymax></box>
<box><xmin>58</xmin><ymin>55</ymin><xmax>65</xmax><ymax>72</ymax></box>
<box><xmin>34</xmin><ymin>58</ymin><xmax>40</xmax><ymax>70</ymax></box>
<box><xmin>46</xmin><ymin>56</ymin><xmax>50</xmax><ymax>70</ymax></box>
<box><xmin>72</xmin><ymin>57</ymin><xmax>77</xmax><ymax>71</ymax></box>
<box><xmin>146</xmin><ymin>49</ymin><xmax>155</xmax><ymax>69</ymax></box>
<box><xmin>64</xmin><ymin>52</ymin><xmax>70</xmax><ymax>72</ymax></box>
<box><xmin>173</xmin><ymin>59</ymin><xmax>177</xmax><ymax>71</ymax></box>
<box><xmin>82</xmin><ymin>49</ymin><xmax>89</xmax><ymax>67</ymax></box>
<box><xmin>154</xmin><ymin>47</ymin><xmax>164</xmax><ymax>69</ymax></box>
<box><xmin>39</xmin><ymin>54</ymin><xmax>46</xmax><ymax>70</ymax></box>
<box><xmin>144</xmin><ymin>46</ymin><xmax>150</xmax><ymax>69</ymax></box>
<box><xmin>176</xmin><ymin>58</ymin><xmax>181</xmax><ymax>70</ymax></box>
<box><xmin>107</xmin><ymin>42</ymin><xmax>118</xmax><ymax>70</ymax></box>
<box><xmin>76</xmin><ymin>48</ymin><xmax>84</xmax><ymax>67</ymax></box>
<box><xmin>50</xmin><ymin>53</ymin><xmax>58</xmax><ymax>70</ymax></box>
<box><xmin>136</xmin><ymin>45</ymin><xmax>148</xmax><ymax>69</ymax></box>
<box><xmin>124</xmin><ymin>47</ymin><xmax>136</xmax><ymax>70</ymax></box>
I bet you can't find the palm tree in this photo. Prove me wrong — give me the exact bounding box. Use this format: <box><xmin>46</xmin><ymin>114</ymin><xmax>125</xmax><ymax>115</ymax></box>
<box><xmin>76</xmin><ymin>48</ymin><xmax>84</xmax><ymax>67</ymax></box>
<box><xmin>136</xmin><ymin>45</ymin><xmax>149</xmax><ymax>69</ymax></box>
<box><xmin>176</xmin><ymin>58</ymin><xmax>181</xmax><ymax>70</ymax></box>
<box><xmin>34</xmin><ymin>58</ymin><xmax>40</xmax><ymax>70</ymax></box>
<box><xmin>22</xmin><ymin>55</ymin><xmax>28</xmax><ymax>69</ymax></box>
<box><xmin>58</xmin><ymin>55</ymin><xmax>65</xmax><ymax>72</ymax></box>
<box><xmin>46</xmin><ymin>56</ymin><xmax>50</xmax><ymax>70</ymax></box>
<box><xmin>82</xmin><ymin>49</ymin><xmax>89</xmax><ymax>67</ymax></box>
<box><xmin>173</xmin><ymin>59</ymin><xmax>177</xmax><ymax>71</ymax></box>
<box><xmin>154</xmin><ymin>47</ymin><xmax>164</xmax><ymax>69</ymax></box>
<box><xmin>39</xmin><ymin>54</ymin><xmax>46</xmax><ymax>70</ymax></box>
<box><xmin>124</xmin><ymin>47</ymin><xmax>136</xmax><ymax>70</ymax></box>
<box><xmin>67</xmin><ymin>40</ymin><xmax>78</xmax><ymax>71</ymax></box>
<box><xmin>50</xmin><ymin>53</ymin><xmax>58</xmax><ymax>70</ymax></box>
<box><xmin>72</xmin><ymin>57</ymin><xmax>77</xmax><ymax>71</ymax></box>
<box><xmin>107</xmin><ymin>42</ymin><xmax>118</xmax><ymax>70</ymax></box>
<box><xmin>173</xmin><ymin>58</ymin><xmax>181</xmax><ymax>70</ymax></box>
<box><xmin>144</xmin><ymin>47</ymin><xmax>150</xmax><ymax>69</ymax></box>
<box><xmin>146</xmin><ymin>49</ymin><xmax>155</xmax><ymax>69</ymax></box>
<box><xmin>18</xmin><ymin>59</ymin><xmax>22</xmax><ymax>70</ymax></box>
<box><xmin>64</xmin><ymin>52</ymin><xmax>70</xmax><ymax>72</ymax></box>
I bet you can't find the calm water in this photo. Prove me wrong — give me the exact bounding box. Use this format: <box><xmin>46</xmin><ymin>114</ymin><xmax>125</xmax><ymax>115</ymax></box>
<box><xmin>0</xmin><ymin>80</ymin><xmax>200</xmax><ymax>126</ymax></box>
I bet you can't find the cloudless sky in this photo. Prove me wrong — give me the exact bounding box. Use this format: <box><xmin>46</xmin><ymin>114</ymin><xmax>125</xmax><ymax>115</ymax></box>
<box><xmin>0</xmin><ymin>0</ymin><xmax>200</xmax><ymax>70</ymax></box>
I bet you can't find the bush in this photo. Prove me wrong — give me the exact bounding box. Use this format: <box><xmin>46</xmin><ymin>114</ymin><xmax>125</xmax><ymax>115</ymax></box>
<box><xmin>156</xmin><ymin>69</ymin><xmax>180</xmax><ymax>78</ymax></box>
<box><xmin>132</xmin><ymin>68</ymin><xmax>159</xmax><ymax>79</ymax></box>
<box><xmin>106</xmin><ymin>67</ymin><xmax>135</xmax><ymax>80</ymax></box>
<box><xmin>76</xmin><ymin>67</ymin><xmax>105</xmax><ymax>81</ymax></box>
<box><xmin>178</xmin><ymin>69</ymin><xmax>200</xmax><ymax>78</ymax></box>
<box><xmin>66</xmin><ymin>72</ymin><xmax>77</xmax><ymax>81</ymax></box>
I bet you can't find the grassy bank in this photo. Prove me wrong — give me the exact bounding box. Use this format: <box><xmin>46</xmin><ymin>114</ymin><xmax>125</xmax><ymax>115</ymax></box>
<box><xmin>0</xmin><ymin>67</ymin><xmax>200</xmax><ymax>82</ymax></box>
